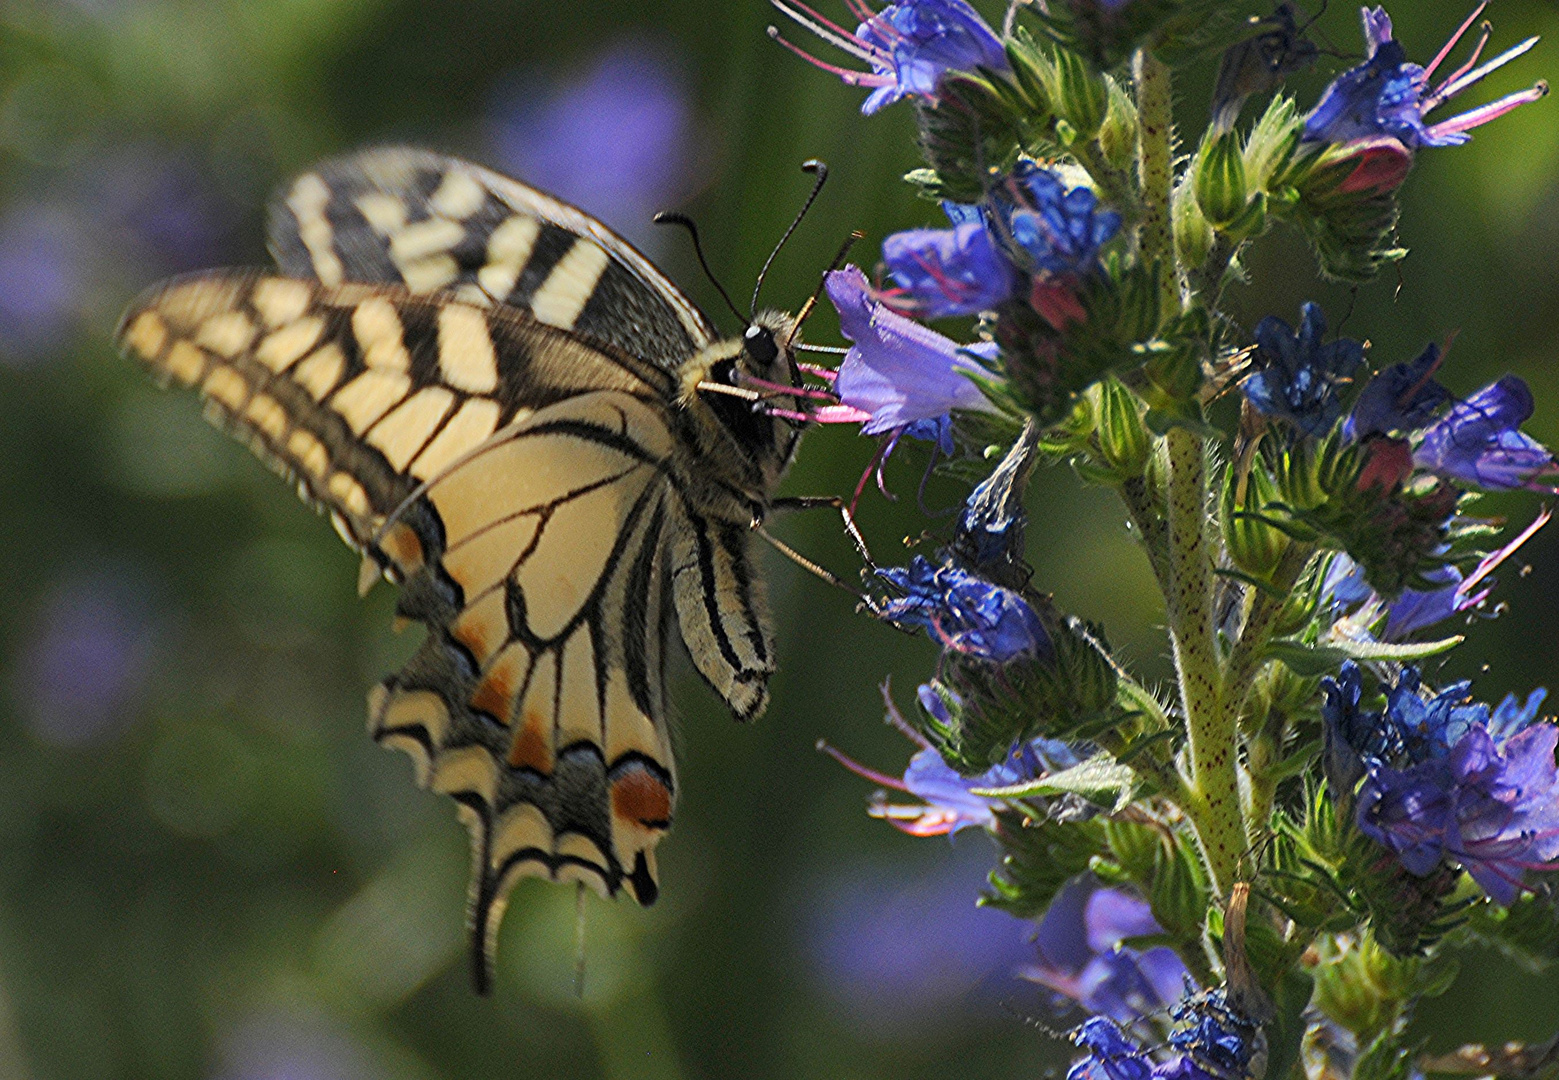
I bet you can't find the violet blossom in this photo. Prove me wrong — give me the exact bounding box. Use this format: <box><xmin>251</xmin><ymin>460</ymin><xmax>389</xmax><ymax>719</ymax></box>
<box><xmin>769</xmin><ymin>0</ymin><xmax>1008</xmax><ymax>115</ymax></box>
<box><xmin>1302</xmin><ymin>4</ymin><xmax>1547</xmax><ymax>151</ymax></box>
<box><xmin>990</xmin><ymin>163</ymin><xmax>1121</xmax><ymax>277</ymax></box>
<box><xmin>1022</xmin><ymin>875</ymin><xmax>1192</xmax><ymax>1022</ymax></box>
<box><xmin>825</xmin><ymin>265</ymin><xmax>1000</xmax><ymax>436</ymax></box>
<box><xmin>877</xmin><ymin>555</ymin><xmax>1049</xmax><ymax>662</ymax></box>
<box><xmin>1413</xmin><ymin>376</ymin><xmax>1559</xmax><ymax>492</ymax></box>
<box><xmin>1241</xmin><ymin>302</ymin><xmax>1365</xmax><ymax>437</ymax></box>
<box><xmin>880</xmin><ymin>202</ymin><xmax>1017</xmax><ymax>318</ymax></box>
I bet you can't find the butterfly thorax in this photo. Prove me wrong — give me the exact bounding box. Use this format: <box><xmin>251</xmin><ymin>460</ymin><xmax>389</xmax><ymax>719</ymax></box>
<box><xmin>670</xmin><ymin>310</ymin><xmax>804</xmax><ymax>521</ymax></box>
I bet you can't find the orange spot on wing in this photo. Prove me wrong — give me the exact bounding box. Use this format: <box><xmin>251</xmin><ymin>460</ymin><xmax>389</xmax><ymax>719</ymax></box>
<box><xmin>508</xmin><ymin>710</ymin><xmax>553</xmax><ymax>773</ymax></box>
<box><xmin>469</xmin><ymin>667</ymin><xmax>517</xmax><ymax>726</ymax></box>
<box><xmin>611</xmin><ymin>764</ymin><xmax>673</xmax><ymax>830</ymax></box>
<box><xmin>379</xmin><ymin>521</ymin><xmax>425</xmax><ymax>575</ymax></box>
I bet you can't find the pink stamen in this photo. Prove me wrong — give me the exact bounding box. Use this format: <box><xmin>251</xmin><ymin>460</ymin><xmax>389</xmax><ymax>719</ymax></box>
<box><xmin>798</xmin><ymin>361</ymin><xmax>840</xmax><ymax>381</ymax></box>
<box><xmin>881</xmin><ymin>681</ymin><xmax>933</xmax><ymax>749</ymax></box>
<box><xmin>1425</xmin><ymin>81</ymin><xmax>1549</xmax><ymax>139</ymax></box>
<box><xmin>1457</xmin><ymin>507</ymin><xmax>1551</xmax><ymax>598</ymax></box>
<box><xmin>817</xmin><ymin>738</ymin><xmax>912</xmax><ymax>790</ymax></box>
<box><xmin>850</xmin><ymin>436</ymin><xmax>894</xmax><ymax>516</ymax></box>
<box><xmin>1428</xmin><ymin>36</ymin><xmax>1540</xmax><ymax>111</ymax></box>
<box><xmin>768</xmin><ymin>29</ymin><xmax>893</xmax><ymax>86</ymax></box>
<box><xmin>1423</xmin><ymin>2</ymin><xmax>1488</xmax><ymax>81</ymax></box>
<box><xmin>1424</xmin><ymin>19</ymin><xmax>1491</xmax><ymax>106</ymax></box>
<box><xmin>771</xmin><ymin>0</ymin><xmax>887</xmax><ymax>63</ymax></box>
<box><xmin>870</xmin><ymin>804</ymin><xmax>960</xmax><ymax>837</ymax></box>
<box><xmin>875</xmin><ymin>429</ymin><xmax>904</xmax><ymax>500</ymax></box>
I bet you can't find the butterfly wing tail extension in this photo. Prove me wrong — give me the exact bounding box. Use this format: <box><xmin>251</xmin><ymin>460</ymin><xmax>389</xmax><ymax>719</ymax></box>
<box><xmin>670</xmin><ymin>509</ymin><xmax>777</xmax><ymax>720</ymax></box>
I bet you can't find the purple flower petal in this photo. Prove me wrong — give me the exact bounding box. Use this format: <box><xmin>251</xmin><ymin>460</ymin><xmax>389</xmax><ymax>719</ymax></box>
<box><xmin>1414</xmin><ymin>376</ymin><xmax>1558</xmax><ymax>491</ymax></box>
<box><xmin>827</xmin><ymin>265</ymin><xmax>998</xmax><ymax>435</ymax></box>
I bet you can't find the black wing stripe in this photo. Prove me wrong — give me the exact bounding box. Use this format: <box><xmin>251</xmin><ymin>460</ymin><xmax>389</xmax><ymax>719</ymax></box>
<box><xmin>267</xmin><ymin>148</ymin><xmax>718</xmax><ymax>367</ymax></box>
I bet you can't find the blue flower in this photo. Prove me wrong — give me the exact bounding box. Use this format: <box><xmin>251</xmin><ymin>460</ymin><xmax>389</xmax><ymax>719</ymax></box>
<box><xmin>1413</xmin><ymin>376</ymin><xmax>1559</xmax><ymax>492</ymax></box>
<box><xmin>1358</xmin><ymin>720</ymin><xmax>1559</xmax><ymax>904</ymax></box>
<box><xmin>990</xmin><ymin>163</ymin><xmax>1121</xmax><ymax>276</ymax></box>
<box><xmin>1069</xmin><ymin>1018</ymin><xmax>1154</xmax><ymax>1080</ymax></box>
<box><xmin>1168</xmin><ymin>990</ymin><xmax>1265</xmax><ymax>1080</ymax></box>
<box><xmin>1321</xmin><ymin>660</ymin><xmax>1383</xmax><ymax>795</ymax></box>
<box><xmin>1302</xmin><ymin>5</ymin><xmax>1547</xmax><ymax>151</ymax></box>
<box><xmin>881</xmin><ymin>203</ymin><xmax>1017</xmax><ymax>318</ymax></box>
<box><xmin>1023</xmin><ymin>875</ymin><xmax>1192</xmax><ymax>1022</ymax></box>
<box><xmin>1241</xmin><ymin>303</ymin><xmax>1365</xmax><ymax>437</ymax></box>
<box><xmin>770</xmin><ymin>0</ymin><xmax>1008</xmax><ymax>115</ymax></box>
<box><xmin>877</xmin><ymin>555</ymin><xmax>1049</xmax><ymax>662</ymax></box>
<box><xmin>823</xmin><ymin>684</ymin><xmax>1080</xmax><ymax>836</ymax></box>
<box><xmin>825</xmin><ymin>265</ymin><xmax>1000</xmax><ymax>436</ymax></box>
<box><xmin>1344</xmin><ymin>343</ymin><xmax>1452</xmax><ymax>441</ymax></box>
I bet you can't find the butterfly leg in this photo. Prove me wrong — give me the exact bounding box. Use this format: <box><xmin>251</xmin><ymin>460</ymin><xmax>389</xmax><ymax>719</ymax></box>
<box><xmin>767</xmin><ymin>494</ymin><xmax>877</xmax><ymax>572</ymax></box>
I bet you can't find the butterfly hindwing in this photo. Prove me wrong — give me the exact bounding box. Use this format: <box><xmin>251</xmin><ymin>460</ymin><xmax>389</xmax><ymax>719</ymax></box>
<box><xmin>366</xmin><ymin>391</ymin><xmax>680</xmax><ymax>992</ymax></box>
<box><xmin>267</xmin><ymin>146</ymin><xmax>716</xmax><ymax>368</ymax></box>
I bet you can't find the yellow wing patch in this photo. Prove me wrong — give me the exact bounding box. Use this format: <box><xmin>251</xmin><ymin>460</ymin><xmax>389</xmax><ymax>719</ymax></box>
<box><xmin>360</xmin><ymin>391</ymin><xmax>680</xmax><ymax>993</ymax></box>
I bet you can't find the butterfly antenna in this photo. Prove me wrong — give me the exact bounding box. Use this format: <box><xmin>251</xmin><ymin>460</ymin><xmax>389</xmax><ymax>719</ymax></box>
<box><xmin>785</xmin><ymin>228</ymin><xmax>865</xmax><ymax>351</ymax></box>
<box><xmin>752</xmin><ymin>159</ymin><xmax>830</xmax><ymax>319</ymax></box>
<box><xmin>654</xmin><ymin>211</ymin><xmax>746</xmax><ymax>326</ymax></box>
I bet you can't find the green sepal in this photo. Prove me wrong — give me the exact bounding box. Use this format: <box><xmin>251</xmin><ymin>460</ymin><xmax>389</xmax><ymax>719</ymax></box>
<box><xmin>1222</xmin><ymin>459</ymin><xmax>1289</xmax><ymax>580</ymax></box>
<box><xmin>1047</xmin><ymin>43</ymin><xmax>1109</xmax><ymax>140</ymax></box>
<box><xmin>1098</xmin><ymin>74</ymin><xmax>1139</xmax><ymax>173</ymax></box>
<box><xmin>1173</xmin><ymin>172</ymin><xmax>1215</xmax><ymax>270</ymax></box>
<box><xmin>1149</xmin><ymin>827</ymin><xmax>1212</xmax><ymax>945</ymax></box>
<box><xmin>972</xmin><ymin>751</ymin><xmax>1139</xmax><ymax>811</ymax></box>
<box><xmin>1194</xmin><ymin>127</ymin><xmax>1250</xmax><ymax>227</ymax></box>
<box><xmin>1264</xmin><ymin>634</ymin><xmax>1463</xmax><ymax>678</ymax></box>
<box><xmin>1244</xmin><ymin>94</ymin><xmax>1305</xmax><ymax>192</ymax></box>
<box><xmin>1097</xmin><ymin>374</ymin><xmax>1152</xmax><ymax>477</ymax></box>
<box><xmin>982</xmin><ymin>811</ymin><xmax>1106</xmax><ymax>919</ymax></box>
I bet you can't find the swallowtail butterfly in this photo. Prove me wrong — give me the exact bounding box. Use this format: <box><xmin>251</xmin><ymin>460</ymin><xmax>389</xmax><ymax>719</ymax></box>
<box><xmin>118</xmin><ymin>147</ymin><xmax>812</xmax><ymax>993</ymax></box>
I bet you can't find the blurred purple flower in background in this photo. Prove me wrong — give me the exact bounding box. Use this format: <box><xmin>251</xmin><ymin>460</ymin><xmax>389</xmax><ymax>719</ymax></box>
<box><xmin>85</xmin><ymin>144</ymin><xmax>233</xmax><ymax>272</ymax></box>
<box><xmin>0</xmin><ymin>206</ymin><xmax>86</xmax><ymax>366</ymax></box>
<box><xmin>13</xmin><ymin>568</ymin><xmax>161</xmax><ymax>746</ymax></box>
<box><xmin>213</xmin><ymin>1011</ymin><xmax>375</xmax><ymax>1080</ymax></box>
<box><xmin>803</xmin><ymin>844</ymin><xmax>1034</xmax><ymax>1037</ymax></box>
<box><xmin>1022</xmin><ymin>875</ymin><xmax>1191</xmax><ymax>1022</ymax></box>
<box><xmin>490</xmin><ymin>39</ymin><xmax>694</xmax><ymax>250</ymax></box>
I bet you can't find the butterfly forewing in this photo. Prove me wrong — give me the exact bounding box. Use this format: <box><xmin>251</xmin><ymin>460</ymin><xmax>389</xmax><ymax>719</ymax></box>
<box><xmin>268</xmin><ymin>146</ymin><xmax>716</xmax><ymax>367</ymax></box>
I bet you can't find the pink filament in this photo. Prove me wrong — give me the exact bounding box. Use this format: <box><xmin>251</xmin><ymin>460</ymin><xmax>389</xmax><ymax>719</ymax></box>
<box><xmin>1423</xmin><ymin>1</ymin><xmax>1488</xmax><ymax>81</ymax></box>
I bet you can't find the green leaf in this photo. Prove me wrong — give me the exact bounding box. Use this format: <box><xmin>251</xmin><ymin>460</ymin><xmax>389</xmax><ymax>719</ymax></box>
<box><xmin>972</xmin><ymin>752</ymin><xmax>1137</xmax><ymax>810</ymax></box>
<box><xmin>1265</xmin><ymin>634</ymin><xmax>1463</xmax><ymax>677</ymax></box>
<box><xmin>1266</xmin><ymin>969</ymin><xmax>1316</xmax><ymax>1080</ymax></box>
<box><xmin>1464</xmin><ymin>893</ymin><xmax>1559</xmax><ymax>974</ymax></box>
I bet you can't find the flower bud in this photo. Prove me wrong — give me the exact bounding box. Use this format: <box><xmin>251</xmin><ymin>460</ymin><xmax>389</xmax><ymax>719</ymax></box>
<box><xmin>1046</xmin><ymin>46</ymin><xmax>1109</xmax><ymax>142</ymax></box>
<box><xmin>1173</xmin><ymin>173</ymin><xmax>1214</xmax><ymax>270</ymax></box>
<box><xmin>1098</xmin><ymin>375</ymin><xmax>1151</xmax><ymax>478</ymax></box>
<box><xmin>1148</xmin><ymin>830</ymin><xmax>1211</xmax><ymax>944</ymax></box>
<box><xmin>1221</xmin><ymin>461</ymin><xmax>1289</xmax><ymax>580</ymax></box>
<box><xmin>1243</xmin><ymin>95</ymin><xmax>1304</xmax><ymax>192</ymax></box>
<box><xmin>1097</xmin><ymin>75</ymin><xmax>1138</xmax><ymax>172</ymax></box>
<box><xmin>1195</xmin><ymin>128</ymin><xmax>1251</xmax><ymax>228</ymax></box>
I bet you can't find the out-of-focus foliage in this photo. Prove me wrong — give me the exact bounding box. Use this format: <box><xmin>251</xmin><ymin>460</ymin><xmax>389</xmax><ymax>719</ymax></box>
<box><xmin>0</xmin><ymin>1</ymin><xmax>1556</xmax><ymax>1078</ymax></box>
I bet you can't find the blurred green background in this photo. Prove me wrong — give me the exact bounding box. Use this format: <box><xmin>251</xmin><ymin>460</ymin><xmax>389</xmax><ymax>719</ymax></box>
<box><xmin>0</xmin><ymin>1</ymin><xmax>1557</xmax><ymax>1077</ymax></box>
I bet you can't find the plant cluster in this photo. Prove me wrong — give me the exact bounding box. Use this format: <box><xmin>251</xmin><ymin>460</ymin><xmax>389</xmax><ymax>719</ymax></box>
<box><xmin>764</xmin><ymin>1</ymin><xmax>1559</xmax><ymax>1075</ymax></box>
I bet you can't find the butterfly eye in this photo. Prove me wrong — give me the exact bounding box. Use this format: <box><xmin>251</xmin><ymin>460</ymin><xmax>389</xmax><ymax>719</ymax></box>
<box><xmin>743</xmin><ymin>324</ymin><xmax>779</xmax><ymax>372</ymax></box>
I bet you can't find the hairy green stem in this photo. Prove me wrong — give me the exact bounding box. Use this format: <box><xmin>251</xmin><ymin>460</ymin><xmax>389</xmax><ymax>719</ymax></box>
<box><xmin>1073</xmin><ymin>141</ymin><xmax>1141</xmax><ymax>229</ymax></box>
<box><xmin>1133</xmin><ymin>49</ymin><xmax>1178</xmax><ymax>317</ymax></box>
<box><xmin>1225</xmin><ymin>543</ymin><xmax>1314</xmax><ymax>715</ymax></box>
<box><xmin>1119</xmin><ymin>473</ymin><xmax>1172</xmax><ymax>591</ymax></box>
<box><xmin>1165</xmin><ymin>425</ymin><xmax>1242</xmax><ymax>897</ymax></box>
